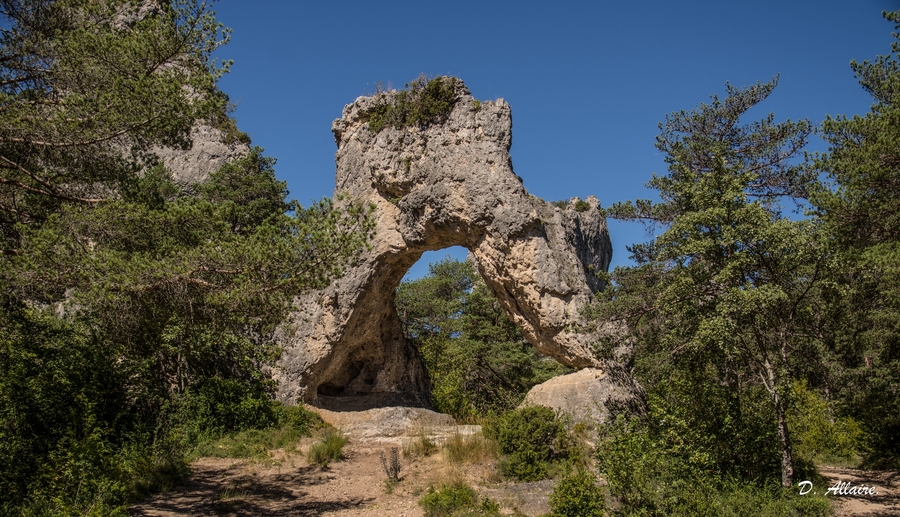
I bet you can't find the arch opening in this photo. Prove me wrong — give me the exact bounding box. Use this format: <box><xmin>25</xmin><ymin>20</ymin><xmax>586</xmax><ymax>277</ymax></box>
<box><xmin>396</xmin><ymin>251</ymin><xmax>574</xmax><ymax>417</ymax></box>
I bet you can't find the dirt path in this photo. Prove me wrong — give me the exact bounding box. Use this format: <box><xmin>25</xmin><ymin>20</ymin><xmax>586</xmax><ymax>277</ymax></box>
<box><xmin>130</xmin><ymin>452</ymin><xmax>900</xmax><ymax>517</ymax></box>
<box><xmin>816</xmin><ymin>466</ymin><xmax>900</xmax><ymax>517</ymax></box>
<box><xmin>128</xmin><ymin>437</ymin><xmax>549</xmax><ymax>517</ymax></box>
<box><xmin>130</xmin><ymin>442</ymin><xmax>428</xmax><ymax>516</ymax></box>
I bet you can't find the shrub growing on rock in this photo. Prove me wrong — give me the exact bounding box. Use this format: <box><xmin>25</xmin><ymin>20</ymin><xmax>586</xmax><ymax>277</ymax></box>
<box><xmin>367</xmin><ymin>75</ymin><xmax>460</xmax><ymax>133</ymax></box>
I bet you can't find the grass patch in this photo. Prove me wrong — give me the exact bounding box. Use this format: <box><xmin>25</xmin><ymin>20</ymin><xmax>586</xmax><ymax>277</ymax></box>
<box><xmin>307</xmin><ymin>427</ymin><xmax>348</xmax><ymax>467</ymax></box>
<box><xmin>444</xmin><ymin>432</ymin><xmax>498</xmax><ymax>465</ymax></box>
<box><xmin>404</xmin><ymin>427</ymin><xmax>439</xmax><ymax>459</ymax></box>
<box><xmin>122</xmin><ymin>442</ymin><xmax>191</xmax><ymax>499</ymax></box>
<box><xmin>191</xmin><ymin>425</ymin><xmax>306</xmax><ymax>461</ymax></box>
<box><xmin>190</xmin><ymin>403</ymin><xmax>322</xmax><ymax>461</ymax></box>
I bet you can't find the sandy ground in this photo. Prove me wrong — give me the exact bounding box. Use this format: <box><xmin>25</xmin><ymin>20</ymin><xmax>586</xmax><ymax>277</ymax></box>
<box><xmin>129</xmin><ymin>436</ymin><xmax>548</xmax><ymax>517</ymax></box>
<box><xmin>819</xmin><ymin>466</ymin><xmax>900</xmax><ymax>517</ymax></box>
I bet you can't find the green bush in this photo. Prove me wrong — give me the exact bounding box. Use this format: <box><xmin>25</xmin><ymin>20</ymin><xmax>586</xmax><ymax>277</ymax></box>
<box><xmin>483</xmin><ymin>406</ymin><xmax>569</xmax><ymax>481</ymax></box>
<box><xmin>367</xmin><ymin>75</ymin><xmax>460</xmax><ymax>133</ymax></box>
<box><xmin>24</xmin><ymin>426</ymin><xmax>131</xmax><ymax>517</ymax></box>
<box><xmin>574</xmin><ymin>199</ymin><xmax>591</xmax><ymax>212</ymax></box>
<box><xmin>548</xmin><ymin>470</ymin><xmax>606</xmax><ymax>517</ymax></box>
<box><xmin>419</xmin><ymin>482</ymin><xmax>500</xmax><ymax>517</ymax></box>
<box><xmin>307</xmin><ymin>427</ymin><xmax>348</xmax><ymax>467</ymax></box>
<box><xmin>595</xmin><ymin>414</ymin><xmax>832</xmax><ymax>516</ymax></box>
<box><xmin>789</xmin><ymin>381</ymin><xmax>862</xmax><ymax>466</ymax></box>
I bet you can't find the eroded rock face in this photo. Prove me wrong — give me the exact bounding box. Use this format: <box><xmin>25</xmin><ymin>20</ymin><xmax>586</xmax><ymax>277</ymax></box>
<box><xmin>275</xmin><ymin>80</ymin><xmax>613</xmax><ymax>406</ymax></box>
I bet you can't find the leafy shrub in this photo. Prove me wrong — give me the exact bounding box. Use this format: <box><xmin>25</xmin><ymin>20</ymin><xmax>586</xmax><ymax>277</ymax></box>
<box><xmin>175</xmin><ymin>377</ymin><xmax>280</xmax><ymax>440</ymax></box>
<box><xmin>498</xmin><ymin>448</ymin><xmax>549</xmax><ymax>482</ymax></box>
<box><xmin>419</xmin><ymin>482</ymin><xmax>500</xmax><ymax>517</ymax></box>
<box><xmin>483</xmin><ymin>406</ymin><xmax>569</xmax><ymax>481</ymax></box>
<box><xmin>548</xmin><ymin>470</ymin><xmax>606</xmax><ymax>517</ymax></box>
<box><xmin>367</xmin><ymin>75</ymin><xmax>460</xmax><ymax>133</ymax></box>
<box><xmin>25</xmin><ymin>426</ymin><xmax>131</xmax><ymax>517</ymax></box>
<box><xmin>789</xmin><ymin>381</ymin><xmax>862</xmax><ymax>466</ymax></box>
<box><xmin>596</xmin><ymin>414</ymin><xmax>831</xmax><ymax>516</ymax></box>
<box><xmin>307</xmin><ymin>427</ymin><xmax>347</xmax><ymax>467</ymax></box>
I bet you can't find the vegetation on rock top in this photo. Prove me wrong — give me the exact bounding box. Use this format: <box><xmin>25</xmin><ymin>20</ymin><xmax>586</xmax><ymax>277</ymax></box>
<box><xmin>367</xmin><ymin>75</ymin><xmax>462</xmax><ymax>133</ymax></box>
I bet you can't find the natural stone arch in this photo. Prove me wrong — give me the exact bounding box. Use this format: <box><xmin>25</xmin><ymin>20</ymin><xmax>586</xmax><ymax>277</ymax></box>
<box><xmin>275</xmin><ymin>80</ymin><xmax>612</xmax><ymax>408</ymax></box>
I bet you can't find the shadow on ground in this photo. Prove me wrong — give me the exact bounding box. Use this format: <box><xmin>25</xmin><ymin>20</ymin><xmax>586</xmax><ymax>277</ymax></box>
<box><xmin>130</xmin><ymin>462</ymin><xmax>373</xmax><ymax>517</ymax></box>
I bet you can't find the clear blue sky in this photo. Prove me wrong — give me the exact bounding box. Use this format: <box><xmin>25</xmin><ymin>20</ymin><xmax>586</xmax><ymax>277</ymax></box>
<box><xmin>211</xmin><ymin>1</ymin><xmax>899</xmax><ymax>279</ymax></box>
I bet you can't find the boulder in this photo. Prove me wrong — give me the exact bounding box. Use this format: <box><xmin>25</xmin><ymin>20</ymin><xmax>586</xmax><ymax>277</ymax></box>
<box><xmin>521</xmin><ymin>368</ymin><xmax>642</xmax><ymax>425</ymax></box>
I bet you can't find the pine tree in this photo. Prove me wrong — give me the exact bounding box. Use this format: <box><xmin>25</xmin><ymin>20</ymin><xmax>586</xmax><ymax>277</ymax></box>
<box><xmin>598</xmin><ymin>78</ymin><xmax>823</xmax><ymax>486</ymax></box>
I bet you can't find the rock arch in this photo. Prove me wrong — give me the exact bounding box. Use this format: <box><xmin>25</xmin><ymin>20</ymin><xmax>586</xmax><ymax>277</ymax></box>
<box><xmin>275</xmin><ymin>80</ymin><xmax>613</xmax><ymax>408</ymax></box>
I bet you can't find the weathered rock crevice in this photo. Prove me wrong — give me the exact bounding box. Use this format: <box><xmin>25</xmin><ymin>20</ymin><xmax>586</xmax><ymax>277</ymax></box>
<box><xmin>275</xmin><ymin>79</ymin><xmax>616</xmax><ymax>408</ymax></box>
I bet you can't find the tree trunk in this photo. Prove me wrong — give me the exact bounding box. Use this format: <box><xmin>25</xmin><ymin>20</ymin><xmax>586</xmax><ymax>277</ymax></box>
<box><xmin>764</xmin><ymin>357</ymin><xmax>794</xmax><ymax>487</ymax></box>
<box><xmin>774</xmin><ymin>385</ymin><xmax>794</xmax><ymax>487</ymax></box>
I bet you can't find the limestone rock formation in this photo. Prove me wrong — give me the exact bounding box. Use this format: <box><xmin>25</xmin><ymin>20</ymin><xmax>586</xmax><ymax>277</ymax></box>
<box><xmin>275</xmin><ymin>79</ymin><xmax>614</xmax><ymax>407</ymax></box>
<box><xmin>521</xmin><ymin>368</ymin><xmax>641</xmax><ymax>425</ymax></box>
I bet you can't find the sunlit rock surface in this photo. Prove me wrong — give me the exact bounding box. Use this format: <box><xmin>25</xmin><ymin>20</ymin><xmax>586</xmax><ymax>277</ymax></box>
<box><xmin>275</xmin><ymin>80</ymin><xmax>621</xmax><ymax>408</ymax></box>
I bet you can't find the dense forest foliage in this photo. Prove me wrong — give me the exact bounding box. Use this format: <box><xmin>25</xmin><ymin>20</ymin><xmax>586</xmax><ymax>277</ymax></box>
<box><xmin>1</xmin><ymin>0</ymin><xmax>899</xmax><ymax>515</ymax></box>
<box><xmin>0</xmin><ymin>1</ymin><xmax>371</xmax><ymax>514</ymax></box>
<box><xmin>573</xmin><ymin>10</ymin><xmax>900</xmax><ymax>515</ymax></box>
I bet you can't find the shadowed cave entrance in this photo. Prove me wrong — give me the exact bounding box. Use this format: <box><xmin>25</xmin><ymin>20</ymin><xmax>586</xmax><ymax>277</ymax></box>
<box><xmin>312</xmin><ymin>245</ymin><xmax>477</xmax><ymax>411</ymax></box>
